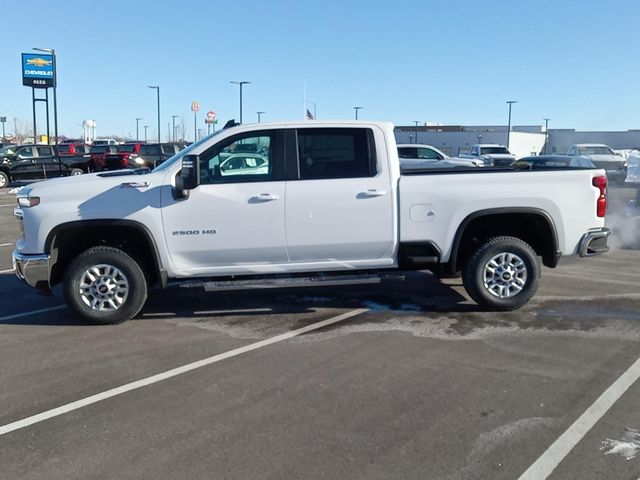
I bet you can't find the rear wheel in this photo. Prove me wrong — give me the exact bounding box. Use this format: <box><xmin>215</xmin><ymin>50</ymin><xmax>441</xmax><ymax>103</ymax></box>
<box><xmin>462</xmin><ymin>236</ymin><xmax>540</xmax><ymax>311</ymax></box>
<box><xmin>69</xmin><ymin>168</ymin><xmax>84</xmax><ymax>176</ymax></box>
<box><xmin>63</xmin><ymin>246</ymin><xmax>148</xmax><ymax>324</ymax></box>
<box><xmin>0</xmin><ymin>171</ymin><xmax>9</xmax><ymax>188</ymax></box>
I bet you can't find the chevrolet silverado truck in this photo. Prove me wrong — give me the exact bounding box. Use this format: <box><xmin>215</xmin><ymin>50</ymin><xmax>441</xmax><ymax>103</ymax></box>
<box><xmin>12</xmin><ymin>121</ymin><xmax>610</xmax><ymax>324</ymax></box>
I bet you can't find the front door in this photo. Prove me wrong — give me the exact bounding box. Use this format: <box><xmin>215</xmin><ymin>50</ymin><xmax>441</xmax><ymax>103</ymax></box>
<box><xmin>161</xmin><ymin>129</ymin><xmax>288</xmax><ymax>275</ymax></box>
<box><xmin>10</xmin><ymin>147</ymin><xmax>41</xmax><ymax>180</ymax></box>
<box><xmin>284</xmin><ymin>127</ymin><xmax>395</xmax><ymax>268</ymax></box>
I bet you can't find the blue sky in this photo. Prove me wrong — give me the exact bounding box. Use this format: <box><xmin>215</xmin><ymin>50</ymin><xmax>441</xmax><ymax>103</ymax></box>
<box><xmin>1</xmin><ymin>0</ymin><xmax>639</xmax><ymax>140</ymax></box>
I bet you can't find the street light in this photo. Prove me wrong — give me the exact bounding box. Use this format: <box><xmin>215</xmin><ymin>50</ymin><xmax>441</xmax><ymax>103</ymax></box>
<box><xmin>257</xmin><ymin>111</ymin><xmax>266</xmax><ymax>123</ymax></box>
<box><xmin>543</xmin><ymin>118</ymin><xmax>550</xmax><ymax>154</ymax></box>
<box><xmin>171</xmin><ymin>115</ymin><xmax>179</xmax><ymax>143</ymax></box>
<box><xmin>230</xmin><ymin>81</ymin><xmax>251</xmax><ymax>123</ymax></box>
<box><xmin>413</xmin><ymin>121</ymin><xmax>420</xmax><ymax>144</ymax></box>
<box><xmin>506</xmin><ymin>100</ymin><xmax>518</xmax><ymax>149</ymax></box>
<box><xmin>135</xmin><ymin>117</ymin><xmax>142</xmax><ymax>141</ymax></box>
<box><xmin>144</xmin><ymin>125</ymin><xmax>149</xmax><ymax>142</ymax></box>
<box><xmin>353</xmin><ymin>106</ymin><xmax>363</xmax><ymax>120</ymax></box>
<box><xmin>148</xmin><ymin>85</ymin><xmax>160</xmax><ymax>143</ymax></box>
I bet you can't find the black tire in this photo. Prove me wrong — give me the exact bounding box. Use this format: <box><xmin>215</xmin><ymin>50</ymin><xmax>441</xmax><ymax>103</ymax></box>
<box><xmin>63</xmin><ymin>246</ymin><xmax>148</xmax><ymax>325</ymax></box>
<box><xmin>0</xmin><ymin>171</ymin><xmax>9</xmax><ymax>188</ymax></box>
<box><xmin>462</xmin><ymin>236</ymin><xmax>541</xmax><ymax>311</ymax></box>
<box><xmin>69</xmin><ymin>168</ymin><xmax>84</xmax><ymax>176</ymax></box>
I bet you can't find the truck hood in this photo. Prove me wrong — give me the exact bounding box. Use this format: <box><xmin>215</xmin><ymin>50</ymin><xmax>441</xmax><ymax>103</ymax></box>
<box><xmin>482</xmin><ymin>153</ymin><xmax>516</xmax><ymax>160</ymax></box>
<box><xmin>19</xmin><ymin>170</ymin><xmax>167</xmax><ymax>219</ymax></box>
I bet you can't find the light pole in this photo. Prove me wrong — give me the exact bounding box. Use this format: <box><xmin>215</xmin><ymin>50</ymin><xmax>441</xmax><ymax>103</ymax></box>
<box><xmin>353</xmin><ymin>106</ymin><xmax>363</xmax><ymax>120</ymax></box>
<box><xmin>33</xmin><ymin>47</ymin><xmax>58</xmax><ymax>173</ymax></box>
<box><xmin>135</xmin><ymin>117</ymin><xmax>142</xmax><ymax>141</ymax></box>
<box><xmin>148</xmin><ymin>85</ymin><xmax>160</xmax><ymax>143</ymax></box>
<box><xmin>230</xmin><ymin>81</ymin><xmax>251</xmax><ymax>123</ymax></box>
<box><xmin>257</xmin><ymin>111</ymin><xmax>265</xmax><ymax>123</ymax></box>
<box><xmin>413</xmin><ymin>121</ymin><xmax>420</xmax><ymax>144</ymax></box>
<box><xmin>144</xmin><ymin>125</ymin><xmax>149</xmax><ymax>142</ymax></box>
<box><xmin>543</xmin><ymin>118</ymin><xmax>550</xmax><ymax>155</ymax></box>
<box><xmin>506</xmin><ymin>100</ymin><xmax>518</xmax><ymax>149</ymax></box>
<box><xmin>171</xmin><ymin>115</ymin><xmax>179</xmax><ymax>143</ymax></box>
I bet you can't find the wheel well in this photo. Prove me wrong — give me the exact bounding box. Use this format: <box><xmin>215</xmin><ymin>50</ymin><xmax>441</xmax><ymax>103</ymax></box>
<box><xmin>49</xmin><ymin>223</ymin><xmax>161</xmax><ymax>287</ymax></box>
<box><xmin>453</xmin><ymin>212</ymin><xmax>558</xmax><ymax>272</ymax></box>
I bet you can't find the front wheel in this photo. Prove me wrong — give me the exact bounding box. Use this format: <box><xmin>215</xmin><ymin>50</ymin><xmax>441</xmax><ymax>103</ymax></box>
<box><xmin>462</xmin><ymin>236</ymin><xmax>541</xmax><ymax>311</ymax></box>
<box><xmin>0</xmin><ymin>171</ymin><xmax>9</xmax><ymax>188</ymax></box>
<box><xmin>63</xmin><ymin>246</ymin><xmax>148</xmax><ymax>324</ymax></box>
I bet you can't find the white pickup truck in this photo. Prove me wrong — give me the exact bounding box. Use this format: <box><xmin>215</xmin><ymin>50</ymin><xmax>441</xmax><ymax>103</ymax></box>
<box><xmin>12</xmin><ymin>121</ymin><xmax>610</xmax><ymax>324</ymax></box>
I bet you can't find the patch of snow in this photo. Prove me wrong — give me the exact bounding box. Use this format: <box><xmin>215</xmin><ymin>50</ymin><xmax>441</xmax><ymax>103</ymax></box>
<box><xmin>8</xmin><ymin>186</ymin><xmax>25</xmax><ymax>195</ymax></box>
<box><xmin>600</xmin><ymin>428</ymin><xmax>640</xmax><ymax>460</ymax></box>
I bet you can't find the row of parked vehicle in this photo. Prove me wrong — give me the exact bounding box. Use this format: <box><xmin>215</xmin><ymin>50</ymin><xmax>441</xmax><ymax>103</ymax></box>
<box><xmin>397</xmin><ymin>142</ymin><xmax>629</xmax><ymax>184</ymax></box>
<box><xmin>0</xmin><ymin>141</ymin><xmax>186</xmax><ymax>187</ymax></box>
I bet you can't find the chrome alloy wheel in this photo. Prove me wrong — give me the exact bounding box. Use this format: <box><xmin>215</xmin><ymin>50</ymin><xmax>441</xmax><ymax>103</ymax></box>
<box><xmin>78</xmin><ymin>264</ymin><xmax>129</xmax><ymax>311</ymax></box>
<box><xmin>482</xmin><ymin>252</ymin><xmax>528</xmax><ymax>298</ymax></box>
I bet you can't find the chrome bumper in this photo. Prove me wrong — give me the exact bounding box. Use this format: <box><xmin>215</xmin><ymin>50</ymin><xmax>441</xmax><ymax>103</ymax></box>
<box><xmin>12</xmin><ymin>250</ymin><xmax>51</xmax><ymax>294</ymax></box>
<box><xmin>578</xmin><ymin>228</ymin><xmax>611</xmax><ymax>257</ymax></box>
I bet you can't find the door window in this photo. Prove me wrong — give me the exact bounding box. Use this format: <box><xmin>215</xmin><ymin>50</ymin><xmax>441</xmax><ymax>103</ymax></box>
<box><xmin>398</xmin><ymin>147</ymin><xmax>417</xmax><ymax>159</ymax></box>
<box><xmin>296</xmin><ymin>128</ymin><xmax>375</xmax><ymax>180</ymax></box>
<box><xmin>199</xmin><ymin>132</ymin><xmax>276</xmax><ymax>184</ymax></box>
<box><xmin>416</xmin><ymin>148</ymin><xmax>442</xmax><ymax>160</ymax></box>
<box><xmin>36</xmin><ymin>146</ymin><xmax>54</xmax><ymax>157</ymax></box>
<box><xmin>16</xmin><ymin>147</ymin><xmax>35</xmax><ymax>158</ymax></box>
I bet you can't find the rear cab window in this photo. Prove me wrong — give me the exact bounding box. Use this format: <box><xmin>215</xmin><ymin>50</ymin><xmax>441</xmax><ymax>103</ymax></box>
<box><xmin>295</xmin><ymin>128</ymin><xmax>376</xmax><ymax>180</ymax></box>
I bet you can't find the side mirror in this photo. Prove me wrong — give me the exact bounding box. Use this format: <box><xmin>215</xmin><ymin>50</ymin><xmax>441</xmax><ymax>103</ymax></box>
<box><xmin>175</xmin><ymin>154</ymin><xmax>200</xmax><ymax>199</ymax></box>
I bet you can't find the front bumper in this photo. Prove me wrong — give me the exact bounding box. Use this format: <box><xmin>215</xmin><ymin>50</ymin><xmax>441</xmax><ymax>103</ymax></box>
<box><xmin>12</xmin><ymin>250</ymin><xmax>51</xmax><ymax>294</ymax></box>
<box><xmin>578</xmin><ymin>228</ymin><xmax>611</xmax><ymax>257</ymax></box>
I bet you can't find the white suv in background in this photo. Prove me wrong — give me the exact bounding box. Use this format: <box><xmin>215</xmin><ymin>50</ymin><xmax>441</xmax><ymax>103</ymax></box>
<box><xmin>397</xmin><ymin>144</ymin><xmax>483</xmax><ymax>169</ymax></box>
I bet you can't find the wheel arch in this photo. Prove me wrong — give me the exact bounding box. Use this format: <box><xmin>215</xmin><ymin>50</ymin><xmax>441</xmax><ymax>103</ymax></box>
<box><xmin>45</xmin><ymin>219</ymin><xmax>167</xmax><ymax>288</ymax></box>
<box><xmin>448</xmin><ymin>208</ymin><xmax>560</xmax><ymax>273</ymax></box>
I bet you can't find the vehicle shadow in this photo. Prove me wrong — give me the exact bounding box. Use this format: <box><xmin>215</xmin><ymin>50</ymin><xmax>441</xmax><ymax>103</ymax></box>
<box><xmin>0</xmin><ymin>271</ymin><xmax>477</xmax><ymax>326</ymax></box>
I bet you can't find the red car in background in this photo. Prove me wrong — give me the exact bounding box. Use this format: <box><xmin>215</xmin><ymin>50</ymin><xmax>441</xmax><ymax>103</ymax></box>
<box><xmin>87</xmin><ymin>144</ymin><xmax>118</xmax><ymax>171</ymax></box>
<box><xmin>57</xmin><ymin>143</ymin><xmax>90</xmax><ymax>156</ymax></box>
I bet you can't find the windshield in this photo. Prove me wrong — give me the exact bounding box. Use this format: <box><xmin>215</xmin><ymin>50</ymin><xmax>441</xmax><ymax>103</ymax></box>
<box><xmin>481</xmin><ymin>147</ymin><xmax>510</xmax><ymax>155</ymax></box>
<box><xmin>579</xmin><ymin>146</ymin><xmax>615</xmax><ymax>155</ymax></box>
<box><xmin>0</xmin><ymin>146</ymin><xmax>16</xmax><ymax>156</ymax></box>
<box><xmin>152</xmin><ymin>130</ymin><xmax>224</xmax><ymax>173</ymax></box>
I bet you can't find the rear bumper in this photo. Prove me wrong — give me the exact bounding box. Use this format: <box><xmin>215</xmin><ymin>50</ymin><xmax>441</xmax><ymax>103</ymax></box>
<box><xmin>12</xmin><ymin>250</ymin><xmax>52</xmax><ymax>294</ymax></box>
<box><xmin>578</xmin><ymin>228</ymin><xmax>611</xmax><ymax>257</ymax></box>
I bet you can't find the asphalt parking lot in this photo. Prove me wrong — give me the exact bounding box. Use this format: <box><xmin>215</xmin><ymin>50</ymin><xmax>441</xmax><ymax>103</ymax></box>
<box><xmin>1</xmin><ymin>185</ymin><xmax>640</xmax><ymax>480</ymax></box>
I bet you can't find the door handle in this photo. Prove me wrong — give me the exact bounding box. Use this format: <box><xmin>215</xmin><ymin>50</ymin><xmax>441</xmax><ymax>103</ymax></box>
<box><xmin>360</xmin><ymin>189</ymin><xmax>387</xmax><ymax>197</ymax></box>
<box><xmin>252</xmin><ymin>193</ymin><xmax>280</xmax><ymax>202</ymax></box>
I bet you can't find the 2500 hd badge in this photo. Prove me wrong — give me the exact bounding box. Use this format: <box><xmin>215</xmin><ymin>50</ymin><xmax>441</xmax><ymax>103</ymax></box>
<box><xmin>172</xmin><ymin>229</ymin><xmax>217</xmax><ymax>236</ymax></box>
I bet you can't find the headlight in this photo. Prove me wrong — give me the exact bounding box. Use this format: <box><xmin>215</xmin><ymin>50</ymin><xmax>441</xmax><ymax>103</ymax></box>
<box><xmin>17</xmin><ymin>196</ymin><xmax>40</xmax><ymax>208</ymax></box>
<box><xmin>134</xmin><ymin>157</ymin><xmax>145</xmax><ymax>165</ymax></box>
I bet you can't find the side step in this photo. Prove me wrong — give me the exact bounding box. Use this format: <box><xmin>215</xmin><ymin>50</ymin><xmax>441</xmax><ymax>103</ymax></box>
<box><xmin>179</xmin><ymin>273</ymin><xmax>405</xmax><ymax>292</ymax></box>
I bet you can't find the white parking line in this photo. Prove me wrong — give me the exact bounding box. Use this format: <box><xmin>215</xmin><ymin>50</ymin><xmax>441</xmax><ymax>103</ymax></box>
<box><xmin>0</xmin><ymin>204</ymin><xmax>16</xmax><ymax>207</ymax></box>
<box><xmin>0</xmin><ymin>243</ymin><xmax>13</xmax><ymax>247</ymax></box>
<box><xmin>0</xmin><ymin>305</ymin><xmax>67</xmax><ymax>322</ymax></box>
<box><xmin>0</xmin><ymin>308</ymin><xmax>368</xmax><ymax>437</ymax></box>
<box><xmin>0</xmin><ymin>268</ymin><xmax>14</xmax><ymax>274</ymax></box>
<box><xmin>517</xmin><ymin>355</ymin><xmax>640</xmax><ymax>479</ymax></box>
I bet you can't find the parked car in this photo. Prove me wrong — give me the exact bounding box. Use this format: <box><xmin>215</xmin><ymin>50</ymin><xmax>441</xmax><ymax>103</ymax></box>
<box><xmin>567</xmin><ymin>144</ymin><xmax>627</xmax><ymax>184</ymax></box>
<box><xmin>13</xmin><ymin>121</ymin><xmax>609</xmax><ymax>324</ymax></box>
<box><xmin>0</xmin><ymin>144</ymin><xmax>68</xmax><ymax>187</ymax></box>
<box><xmin>92</xmin><ymin>138</ymin><xmax>119</xmax><ymax>146</ymax></box>
<box><xmin>461</xmin><ymin>144</ymin><xmax>517</xmax><ymax>166</ymax></box>
<box><xmin>514</xmin><ymin>155</ymin><xmax>596</xmax><ymax>169</ymax></box>
<box><xmin>100</xmin><ymin>143</ymin><xmax>182</xmax><ymax>170</ymax></box>
<box><xmin>397</xmin><ymin>144</ymin><xmax>483</xmax><ymax>169</ymax></box>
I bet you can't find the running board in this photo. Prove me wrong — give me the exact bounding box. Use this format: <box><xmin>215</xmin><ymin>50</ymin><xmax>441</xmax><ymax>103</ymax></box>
<box><xmin>179</xmin><ymin>273</ymin><xmax>405</xmax><ymax>292</ymax></box>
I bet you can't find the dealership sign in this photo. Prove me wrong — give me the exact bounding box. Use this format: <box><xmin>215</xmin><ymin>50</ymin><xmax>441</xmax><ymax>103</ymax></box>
<box><xmin>22</xmin><ymin>53</ymin><xmax>55</xmax><ymax>88</ymax></box>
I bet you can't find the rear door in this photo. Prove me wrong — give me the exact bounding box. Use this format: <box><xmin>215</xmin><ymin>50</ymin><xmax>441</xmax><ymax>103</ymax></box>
<box><xmin>35</xmin><ymin>146</ymin><xmax>65</xmax><ymax>177</ymax></box>
<box><xmin>284</xmin><ymin>127</ymin><xmax>395</xmax><ymax>267</ymax></box>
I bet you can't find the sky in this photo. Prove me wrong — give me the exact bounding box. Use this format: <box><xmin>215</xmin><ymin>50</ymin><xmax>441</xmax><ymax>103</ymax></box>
<box><xmin>1</xmin><ymin>0</ymin><xmax>639</xmax><ymax>141</ymax></box>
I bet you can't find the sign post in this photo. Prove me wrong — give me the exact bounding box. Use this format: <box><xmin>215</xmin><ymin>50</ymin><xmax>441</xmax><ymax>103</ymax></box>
<box><xmin>205</xmin><ymin>111</ymin><xmax>217</xmax><ymax>135</ymax></box>
<box><xmin>0</xmin><ymin>116</ymin><xmax>6</xmax><ymax>143</ymax></box>
<box><xmin>191</xmin><ymin>101</ymin><xmax>200</xmax><ymax>141</ymax></box>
